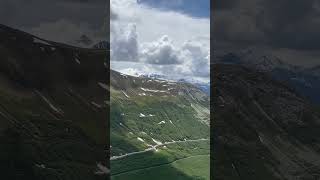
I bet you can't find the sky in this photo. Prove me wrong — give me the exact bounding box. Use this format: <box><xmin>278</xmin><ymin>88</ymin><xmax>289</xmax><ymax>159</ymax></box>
<box><xmin>0</xmin><ymin>0</ymin><xmax>107</xmax><ymax>48</ymax></box>
<box><xmin>213</xmin><ymin>0</ymin><xmax>320</xmax><ymax>67</ymax></box>
<box><xmin>110</xmin><ymin>0</ymin><xmax>210</xmax><ymax>83</ymax></box>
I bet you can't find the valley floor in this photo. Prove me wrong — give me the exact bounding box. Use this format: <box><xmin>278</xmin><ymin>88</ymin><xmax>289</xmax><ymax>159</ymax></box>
<box><xmin>110</xmin><ymin>140</ymin><xmax>210</xmax><ymax>180</ymax></box>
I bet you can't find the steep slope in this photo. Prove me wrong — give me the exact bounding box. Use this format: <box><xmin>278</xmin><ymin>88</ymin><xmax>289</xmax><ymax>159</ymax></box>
<box><xmin>0</xmin><ymin>24</ymin><xmax>109</xmax><ymax>180</ymax></box>
<box><xmin>215</xmin><ymin>51</ymin><xmax>320</xmax><ymax>104</ymax></box>
<box><xmin>213</xmin><ymin>64</ymin><xmax>320</xmax><ymax>180</ymax></box>
<box><xmin>110</xmin><ymin>70</ymin><xmax>210</xmax><ymax>179</ymax></box>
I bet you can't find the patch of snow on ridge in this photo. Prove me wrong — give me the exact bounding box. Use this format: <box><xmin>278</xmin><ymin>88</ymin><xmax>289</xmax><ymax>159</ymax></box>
<box><xmin>91</xmin><ymin>101</ymin><xmax>102</xmax><ymax>108</ymax></box>
<box><xmin>158</xmin><ymin>121</ymin><xmax>165</xmax><ymax>125</ymax></box>
<box><xmin>35</xmin><ymin>164</ymin><xmax>46</xmax><ymax>169</ymax></box>
<box><xmin>137</xmin><ymin>137</ymin><xmax>145</xmax><ymax>142</ymax></box>
<box><xmin>35</xmin><ymin>91</ymin><xmax>63</xmax><ymax>114</ymax></box>
<box><xmin>33</xmin><ymin>38</ymin><xmax>51</xmax><ymax>45</ymax></box>
<box><xmin>98</xmin><ymin>82</ymin><xmax>109</xmax><ymax>90</ymax></box>
<box><xmin>139</xmin><ymin>113</ymin><xmax>146</xmax><ymax>117</ymax></box>
<box><xmin>122</xmin><ymin>91</ymin><xmax>130</xmax><ymax>98</ymax></box>
<box><xmin>75</xmin><ymin>57</ymin><xmax>81</xmax><ymax>64</ymax></box>
<box><xmin>152</xmin><ymin>138</ymin><xmax>162</xmax><ymax>145</ymax></box>
<box><xmin>169</xmin><ymin>120</ymin><xmax>173</xmax><ymax>124</ymax></box>
<box><xmin>140</xmin><ymin>88</ymin><xmax>167</xmax><ymax>93</ymax></box>
<box><xmin>95</xmin><ymin>163</ymin><xmax>109</xmax><ymax>175</ymax></box>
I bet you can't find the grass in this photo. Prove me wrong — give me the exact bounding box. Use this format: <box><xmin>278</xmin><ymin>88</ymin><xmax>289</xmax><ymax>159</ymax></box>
<box><xmin>111</xmin><ymin>155</ymin><xmax>209</xmax><ymax>180</ymax></box>
<box><xmin>110</xmin><ymin>76</ymin><xmax>210</xmax><ymax>180</ymax></box>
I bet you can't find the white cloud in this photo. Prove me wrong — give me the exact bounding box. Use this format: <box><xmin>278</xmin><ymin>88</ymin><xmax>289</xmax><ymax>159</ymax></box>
<box><xmin>111</xmin><ymin>23</ymin><xmax>138</xmax><ymax>61</ymax></box>
<box><xmin>140</xmin><ymin>35</ymin><xmax>181</xmax><ymax>64</ymax></box>
<box><xmin>110</xmin><ymin>0</ymin><xmax>210</xmax><ymax>81</ymax></box>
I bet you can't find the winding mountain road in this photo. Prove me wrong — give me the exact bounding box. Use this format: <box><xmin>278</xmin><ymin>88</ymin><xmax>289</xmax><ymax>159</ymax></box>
<box><xmin>110</xmin><ymin>138</ymin><xmax>209</xmax><ymax>160</ymax></box>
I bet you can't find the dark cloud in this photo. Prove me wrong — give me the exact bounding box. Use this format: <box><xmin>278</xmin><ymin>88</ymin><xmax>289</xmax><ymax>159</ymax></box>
<box><xmin>212</xmin><ymin>0</ymin><xmax>237</xmax><ymax>10</ymax></box>
<box><xmin>214</xmin><ymin>0</ymin><xmax>320</xmax><ymax>65</ymax></box>
<box><xmin>0</xmin><ymin>0</ymin><xmax>108</xmax><ymax>47</ymax></box>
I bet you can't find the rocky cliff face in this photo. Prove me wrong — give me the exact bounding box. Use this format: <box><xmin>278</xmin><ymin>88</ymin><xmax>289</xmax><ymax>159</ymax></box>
<box><xmin>0</xmin><ymin>24</ymin><xmax>109</xmax><ymax>180</ymax></box>
<box><xmin>212</xmin><ymin>64</ymin><xmax>320</xmax><ymax>180</ymax></box>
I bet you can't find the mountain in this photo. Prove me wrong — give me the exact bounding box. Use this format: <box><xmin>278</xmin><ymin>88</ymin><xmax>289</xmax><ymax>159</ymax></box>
<box><xmin>177</xmin><ymin>79</ymin><xmax>210</xmax><ymax>96</ymax></box>
<box><xmin>77</xmin><ymin>34</ymin><xmax>94</xmax><ymax>47</ymax></box>
<box><xmin>0</xmin><ymin>24</ymin><xmax>109</xmax><ymax>179</ymax></box>
<box><xmin>216</xmin><ymin>50</ymin><xmax>320</xmax><ymax>104</ymax></box>
<box><xmin>139</xmin><ymin>73</ymin><xmax>210</xmax><ymax>96</ymax></box>
<box><xmin>93</xmin><ymin>41</ymin><xmax>110</xmax><ymax>49</ymax></box>
<box><xmin>213</xmin><ymin>64</ymin><xmax>320</xmax><ymax>180</ymax></box>
<box><xmin>110</xmin><ymin>70</ymin><xmax>210</xmax><ymax>179</ymax></box>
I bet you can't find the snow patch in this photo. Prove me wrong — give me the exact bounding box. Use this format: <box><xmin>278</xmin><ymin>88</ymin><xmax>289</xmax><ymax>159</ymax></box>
<box><xmin>152</xmin><ymin>138</ymin><xmax>162</xmax><ymax>145</ymax></box>
<box><xmin>98</xmin><ymin>82</ymin><xmax>109</xmax><ymax>91</ymax></box>
<box><xmin>33</xmin><ymin>38</ymin><xmax>51</xmax><ymax>45</ymax></box>
<box><xmin>139</xmin><ymin>113</ymin><xmax>146</xmax><ymax>117</ymax></box>
<box><xmin>141</xmin><ymin>88</ymin><xmax>167</xmax><ymax>93</ymax></box>
<box><xmin>158</xmin><ymin>121</ymin><xmax>166</xmax><ymax>125</ymax></box>
<box><xmin>75</xmin><ymin>57</ymin><xmax>81</xmax><ymax>64</ymax></box>
<box><xmin>122</xmin><ymin>91</ymin><xmax>130</xmax><ymax>98</ymax></box>
<box><xmin>35</xmin><ymin>164</ymin><xmax>46</xmax><ymax>169</ymax></box>
<box><xmin>35</xmin><ymin>91</ymin><xmax>63</xmax><ymax>114</ymax></box>
<box><xmin>91</xmin><ymin>101</ymin><xmax>102</xmax><ymax>108</ymax></box>
<box><xmin>137</xmin><ymin>137</ymin><xmax>145</xmax><ymax>142</ymax></box>
<box><xmin>95</xmin><ymin>163</ymin><xmax>109</xmax><ymax>175</ymax></box>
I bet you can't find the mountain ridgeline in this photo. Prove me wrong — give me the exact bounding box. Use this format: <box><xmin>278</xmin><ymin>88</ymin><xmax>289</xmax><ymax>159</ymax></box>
<box><xmin>0</xmin><ymin>24</ymin><xmax>109</xmax><ymax>180</ymax></box>
<box><xmin>215</xmin><ymin>51</ymin><xmax>320</xmax><ymax>105</ymax></box>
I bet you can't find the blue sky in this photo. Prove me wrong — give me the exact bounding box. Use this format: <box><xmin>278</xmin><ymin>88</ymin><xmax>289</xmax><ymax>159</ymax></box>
<box><xmin>138</xmin><ymin>0</ymin><xmax>210</xmax><ymax>18</ymax></box>
<box><xmin>111</xmin><ymin>0</ymin><xmax>210</xmax><ymax>83</ymax></box>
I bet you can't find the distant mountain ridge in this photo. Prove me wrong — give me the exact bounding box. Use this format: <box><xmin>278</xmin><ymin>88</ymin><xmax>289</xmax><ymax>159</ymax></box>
<box><xmin>138</xmin><ymin>73</ymin><xmax>210</xmax><ymax>95</ymax></box>
<box><xmin>215</xmin><ymin>49</ymin><xmax>320</xmax><ymax>104</ymax></box>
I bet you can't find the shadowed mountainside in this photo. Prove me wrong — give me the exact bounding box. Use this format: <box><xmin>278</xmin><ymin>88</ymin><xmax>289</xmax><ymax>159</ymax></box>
<box><xmin>212</xmin><ymin>64</ymin><xmax>320</xmax><ymax>180</ymax></box>
<box><xmin>0</xmin><ymin>24</ymin><xmax>109</xmax><ymax>180</ymax></box>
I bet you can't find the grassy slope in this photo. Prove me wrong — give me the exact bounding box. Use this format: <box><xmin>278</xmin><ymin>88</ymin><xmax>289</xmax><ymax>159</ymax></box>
<box><xmin>110</xmin><ymin>72</ymin><xmax>210</xmax><ymax>179</ymax></box>
<box><xmin>112</xmin><ymin>155</ymin><xmax>209</xmax><ymax>180</ymax></box>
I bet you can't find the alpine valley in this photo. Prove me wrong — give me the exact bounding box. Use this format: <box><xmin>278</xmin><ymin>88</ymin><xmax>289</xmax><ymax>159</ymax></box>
<box><xmin>110</xmin><ymin>69</ymin><xmax>210</xmax><ymax>179</ymax></box>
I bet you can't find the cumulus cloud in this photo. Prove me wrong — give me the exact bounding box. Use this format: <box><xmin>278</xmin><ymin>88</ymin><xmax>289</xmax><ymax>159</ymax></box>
<box><xmin>140</xmin><ymin>35</ymin><xmax>181</xmax><ymax>64</ymax></box>
<box><xmin>111</xmin><ymin>23</ymin><xmax>138</xmax><ymax>61</ymax></box>
<box><xmin>110</xmin><ymin>0</ymin><xmax>210</xmax><ymax>81</ymax></box>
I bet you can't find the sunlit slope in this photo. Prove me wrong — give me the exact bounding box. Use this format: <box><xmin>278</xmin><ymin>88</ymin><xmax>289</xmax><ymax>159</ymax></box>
<box><xmin>110</xmin><ymin>70</ymin><xmax>210</xmax><ymax>179</ymax></box>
